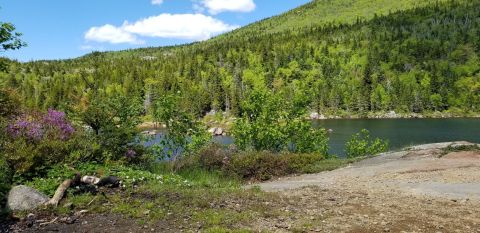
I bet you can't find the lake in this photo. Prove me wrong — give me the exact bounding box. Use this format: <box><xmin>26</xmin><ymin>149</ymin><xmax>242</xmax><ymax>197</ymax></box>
<box><xmin>149</xmin><ymin>118</ymin><xmax>480</xmax><ymax>157</ymax></box>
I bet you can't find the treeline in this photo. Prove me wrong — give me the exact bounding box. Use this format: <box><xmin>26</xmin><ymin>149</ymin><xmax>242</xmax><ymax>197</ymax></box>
<box><xmin>1</xmin><ymin>0</ymin><xmax>480</xmax><ymax>117</ymax></box>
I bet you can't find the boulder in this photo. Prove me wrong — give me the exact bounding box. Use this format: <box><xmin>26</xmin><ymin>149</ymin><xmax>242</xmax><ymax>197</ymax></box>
<box><xmin>385</xmin><ymin>111</ymin><xmax>398</xmax><ymax>118</ymax></box>
<box><xmin>209</xmin><ymin>127</ymin><xmax>224</xmax><ymax>136</ymax></box>
<box><xmin>214</xmin><ymin>127</ymin><xmax>224</xmax><ymax>136</ymax></box>
<box><xmin>310</xmin><ymin>112</ymin><xmax>326</xmax><ymax>120</ymax></box>
<box><xmin>7</xmin><ymin>185</ymin><xmax>49</xmax><ymax>211</ymax></box>
<box><xmin>208</xmin><ymin>127</ymin><xmax>216</xmax><ymax>134</ymax></box>
<box><xmin>310</xmin><ymin>112</ymin><xmax>320</xmax><ymax>120</ymax></box>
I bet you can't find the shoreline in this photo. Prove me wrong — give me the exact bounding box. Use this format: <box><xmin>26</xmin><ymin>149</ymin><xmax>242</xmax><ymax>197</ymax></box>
<box><xmin>307</xmin><ymin>111</ymin><xmax>480</xmax><ymax>120</ymax></box>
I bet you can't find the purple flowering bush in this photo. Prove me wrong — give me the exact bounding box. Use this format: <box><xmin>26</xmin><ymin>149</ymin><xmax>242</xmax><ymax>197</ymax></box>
<box><xmin>7</xmin><ymin>109</ymin><xmax>75</xmax><ymax>142</ymax></box>
<box><xmin>2</xmin><ymin>109</ymin><xmax>94</xmax><ymax>178</ymax></box>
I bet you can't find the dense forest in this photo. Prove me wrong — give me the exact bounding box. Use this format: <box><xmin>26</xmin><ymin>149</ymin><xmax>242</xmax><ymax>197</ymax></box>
<box><xmin>1</xmin><ymin>0</ymin><xmax>480</xmax><ymax>118</ymax></box>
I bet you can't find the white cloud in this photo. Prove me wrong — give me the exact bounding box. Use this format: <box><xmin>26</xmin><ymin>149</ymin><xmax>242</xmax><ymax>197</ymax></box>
<box><xmin>84</xmin><ymin>14</ymin><xmax>238</xmax><ymax>44</ymax></box>
<box><xmin>151</xmin><ymin>0</ymin><xmax>163</xmax><ymax>5</ymax></box>
<box><xmin>123</xmin><ymin>14</ymin><xmax>238</xmax><ymax>40</ymax></box>
<box><xmin>200</xmin><ymin>0</ymin><xmax>256</xmax><ymax>14</ymax></box>
<box><xmin>85</xmin><ymin>24</ymin><xmax>144</xmax><ymax>44</ymax></box>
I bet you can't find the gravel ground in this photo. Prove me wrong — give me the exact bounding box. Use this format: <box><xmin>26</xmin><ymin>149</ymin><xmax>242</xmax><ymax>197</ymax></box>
<box><xmin>250</xmin><ymin>141</ymin><xmax>480</xmax><ymax>232</ymax></box>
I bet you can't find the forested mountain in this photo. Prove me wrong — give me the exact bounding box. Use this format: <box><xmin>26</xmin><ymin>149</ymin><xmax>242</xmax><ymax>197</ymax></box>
<box><xmin>1</xmin><ymin>0</ymin><xmax>480</xmax><ymax>117</ymax></box>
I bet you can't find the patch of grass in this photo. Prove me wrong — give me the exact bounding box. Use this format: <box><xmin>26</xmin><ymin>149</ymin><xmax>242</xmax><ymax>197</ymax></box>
<box><xmin>301</xmin><ymin>158</ymin><xmax>362</xmax><ymax>174</ymax></box>
<box><xmin>444</xmin><ymin>144</ymin><xmax>480</xmax><ymax>153</ymax></box>
<box><xmin>18</xmin><ymin>149</ymin><xmax>369</xmax><ymax>231</ymax></box>
<box><xmin>441</xmin><ymin>144</ymin><xmax>480</xmax><ymax>157</ymax></box>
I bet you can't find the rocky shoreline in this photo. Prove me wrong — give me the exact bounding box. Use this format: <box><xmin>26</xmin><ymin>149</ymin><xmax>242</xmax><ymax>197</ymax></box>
<box><xmin>308</xmin><ymin>111</ymin><xmax>480</xmax><ymax>120</ymax></box>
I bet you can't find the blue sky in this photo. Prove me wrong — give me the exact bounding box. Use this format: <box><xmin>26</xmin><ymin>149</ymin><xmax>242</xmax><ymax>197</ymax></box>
<box><xmin>1</xmin><ymin>0</ymin><xmax>311</xmax><ymax>61</ymax></box>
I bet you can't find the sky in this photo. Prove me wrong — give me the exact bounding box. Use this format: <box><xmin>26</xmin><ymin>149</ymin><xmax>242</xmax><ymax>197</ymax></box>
<box><xmin>1</xmin><ymin>0</ymin><xmax>311</xmax><ymax>62</ymax></box>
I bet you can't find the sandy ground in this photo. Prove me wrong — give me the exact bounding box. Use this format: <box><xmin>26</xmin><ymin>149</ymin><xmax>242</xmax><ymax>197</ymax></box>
<box><xmin>251</xmin><ymin>141</ymin><xmax>480</xmax><ymax>232</ymax></box>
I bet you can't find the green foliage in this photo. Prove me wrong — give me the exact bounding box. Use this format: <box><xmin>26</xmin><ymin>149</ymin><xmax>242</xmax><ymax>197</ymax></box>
<box><xmin>345</xmin><ymin>129</ymin><xmax>389</xmax><ymax>158</ymax></box>
<box><xmin>0</xmin><ymin>21</ymin><xmax>26</xmax><ymax>72</ymax></box>
<box><xmin>232</xmin><ymin>89</ymin><xmax>329</xmax><ymax>155</ymax></box>
<box><xmin>79</xmin><ymin>95</ymin><xmax>144</xmax><ymax>162</ymax></box>
<box><xmin>0</xmin><ymin>89</ymin><xmax>20</xmax><ymax>118</ymax></box>
<box><xmin>287</xmin><ymin>120</ymin><xmax>329</xmax><ymax>155</ymax></box>
<box><xmin>228</xmin><ymin>151</ymin><xmax>325</xmax><ymax>181</ymax></box>
<box><xmin>151</xmin><ymin>94</ymin><xmax>211</xmax><ymax>160</ymax></box>
<box><xmin>3</xmin><ymin>131</ymin><xmax>95</xmax><ymax>180</ymax></box>
<box><xmin>2</xmin><ymin>1</ymin><xmax>479</xmax><ymax>118</ymax></box>
<box><xmin>1</xmin><ymin>108</ymin><xmax>96</xmax><ymax>179</ymax></box>
<box><xmin>196</xmin><ymin>143</ymin><xmax>232</xmax><ymax>172</ymax></box>
<box><xmin>0</xmin><ymin>22</ymin><xmax>26</xmax><ymax>52</ymax></box>
<box><xmin>232</xmin><ymin>90</ymin><xmax>287</xmax><ymax>152</ymax></box>
<box><xmin>0</xmin><ymin>156</ymin><xmax>11</xmax><ymax>213</ymax></box>
<box><xmin>25</xmin><ymin>163</ymin><xmax>192</xmax><ymax>197</ymax></box>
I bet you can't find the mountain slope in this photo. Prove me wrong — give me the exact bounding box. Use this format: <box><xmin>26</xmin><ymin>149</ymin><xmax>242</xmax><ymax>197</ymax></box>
<box><xmin>105</xmin><ymin>0</ymin><xmax>446</xmax><ymax>57</ymax></box>
<box><xmin>2</xmin><ymin>0</ymin><xmax>480</xmax><ymax>117</ymax></box>
<box><xmin>220</xmin><ymin>0</ymin><xmax>444</xmax><ymax>36</ymax></box>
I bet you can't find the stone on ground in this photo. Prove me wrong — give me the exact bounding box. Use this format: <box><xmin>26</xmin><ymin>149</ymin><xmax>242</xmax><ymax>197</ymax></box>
<box><xmin>7</xmin><ymin>185</ymin><xmax>49</xmax><ymax>211</ymax></box>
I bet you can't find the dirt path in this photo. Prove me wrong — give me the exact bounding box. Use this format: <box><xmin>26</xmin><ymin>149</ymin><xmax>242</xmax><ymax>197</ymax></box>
<box><xmin>250</xmin><ymin>141</ymin><xmax>480</xmax><ymax>232</ymax></box>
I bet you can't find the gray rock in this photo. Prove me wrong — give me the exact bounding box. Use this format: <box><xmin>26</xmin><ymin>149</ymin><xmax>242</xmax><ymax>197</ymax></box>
<box><xmin>214</xmin><ymin>127</ymin><xmax>224</xmax><ymax>136</ymax></box>
<box><xmin>408</xmin><ymin>141</ymin><xmax>475</xmax><ymax>151</ymax></box>
<box><xmin>309</xmin><ymin>112</ymin><xmax>327</xmax><ymax>120</ymax></box>
<box><xmin>7</xmin><ymin>185</ymin><xmax>49</xmax><ymax>211</ymax></box>
<box><xmin>208</xmin><ymin>127</ymin><xmax>225</xmax><ymax>136</ymax></box>
<box><xmin>385</xmin><ymin>111</ymin><xmax>398</xmax><ymax>118</ymax></box>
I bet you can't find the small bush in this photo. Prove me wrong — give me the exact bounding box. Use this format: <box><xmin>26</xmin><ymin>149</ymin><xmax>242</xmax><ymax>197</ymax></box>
<box><xmin>197</xmin><ymin>143</ymin><xmax>233</xmax><ymax>171</ymax></box>
<box><xmin>227</xmin><ymin>151</ymin><xmax>324</xmax><ymax>181</ymax></box>
<box><xmin>345</xmin><ymin>129</ymin><xmax>389</xmax><ymax>158</ymax></box>
<box><xmin>2</xmin><ymin>109</ymin><xmax>96</xmax><ymax>179</ymax></box>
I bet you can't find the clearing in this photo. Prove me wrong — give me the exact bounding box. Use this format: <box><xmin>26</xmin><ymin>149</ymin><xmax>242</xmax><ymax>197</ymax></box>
<box><xmin>5</xmin><ymin>142</ymin><xmax>480</xmax><ymax>233</ymax></box>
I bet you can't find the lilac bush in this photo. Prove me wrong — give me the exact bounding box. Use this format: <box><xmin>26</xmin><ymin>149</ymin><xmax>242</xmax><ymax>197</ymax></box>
<box><xmin>6</xmin><ymin>109</ymin><xmax>75</xmax><ymax>142</ymax></box>
<box><xmin>43</xmin><ymin>109</ymin><xmax>75</xmax><ymax>140</ymax></box>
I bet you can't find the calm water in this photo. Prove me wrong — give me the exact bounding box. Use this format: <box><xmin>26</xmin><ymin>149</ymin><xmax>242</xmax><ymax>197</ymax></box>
<box><xmin>149</xmin><ymin>118</ymin><xmax>480</xmax><ymax>157</ymax></box>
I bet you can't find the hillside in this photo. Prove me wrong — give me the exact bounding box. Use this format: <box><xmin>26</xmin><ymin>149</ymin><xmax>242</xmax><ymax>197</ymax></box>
<box><xmin>218</xmin><ymin>0</ymin><xmax>444</xmax><ymax>36</ymax></box>
<box><xmin>1</xmin><ymin>0</ymin><xmax>479</xmax><ymax>117</ymax></box>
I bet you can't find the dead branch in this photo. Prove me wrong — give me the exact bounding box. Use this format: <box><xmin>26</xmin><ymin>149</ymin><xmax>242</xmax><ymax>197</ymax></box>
<box><xmin>44</xmin><ymin>174</ymin><xmax>120</xmax><ymax>206</ymax></box>
<box><xmin>45</xmin><ymin>179</ymin><xmax>73</xmax><ymax>207</ymax></box>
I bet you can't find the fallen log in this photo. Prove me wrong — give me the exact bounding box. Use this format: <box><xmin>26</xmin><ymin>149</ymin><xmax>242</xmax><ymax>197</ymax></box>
<box><xmin>45</xmin><ymin>174</ymin><xmax>120</xmax><ymax>206</ymax></box>
<box><xmin>45</xmin><ymin>179</ymin><xmax>73</xmax><ymax>207</ymax></box>
<box><xmin>45</xmin><ymin>174</ymin><xmax>81</xmax><ymax>207</ymax></box>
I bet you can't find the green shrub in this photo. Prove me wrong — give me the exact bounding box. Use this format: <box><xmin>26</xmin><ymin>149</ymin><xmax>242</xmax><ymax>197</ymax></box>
<box><xmin>0</xmin><ymin>89</ymin><xmax>20</xmax><ymax>118</ymax></box>
<box><xmin>232</xmin><ymin>89</ymin><xmax>330</xmax><ymax>155</ymax></box>
<box><xmin>0</xmin><ymin>156</ymin><xmax>12</xmax><ymax>214</ymax></box>
<box><xmin>3</xmin><ymin>132</ymin><xmax>97</xmax><ymax>180</ymax></box>
<box><xmin>151</xmin><ymin>94</ymin><xmax>211</xmax><ymax>160</ymax></box>
<box><xmin>227</xmin><ymin>151</ymin><xmax>324</xmax><ymax>181</ymax></box>
<box><xmin>196</xmin><ymin>143</ymin><xmax>232</xmax><ymax>171</ymax></box>
<box><xmin>345</xmin><ymin>129</ymin><xmax>389</xmax><ymax>158</ymax></box>
<box><xmin>288</xmin><ymin>120</ymin><xmax>329</xmax><ymax>155</ymax></box>
<box><xmin>78</xmin><ymin>95</ymin><xmax>144</xmax><ymax>162</ymax></box>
